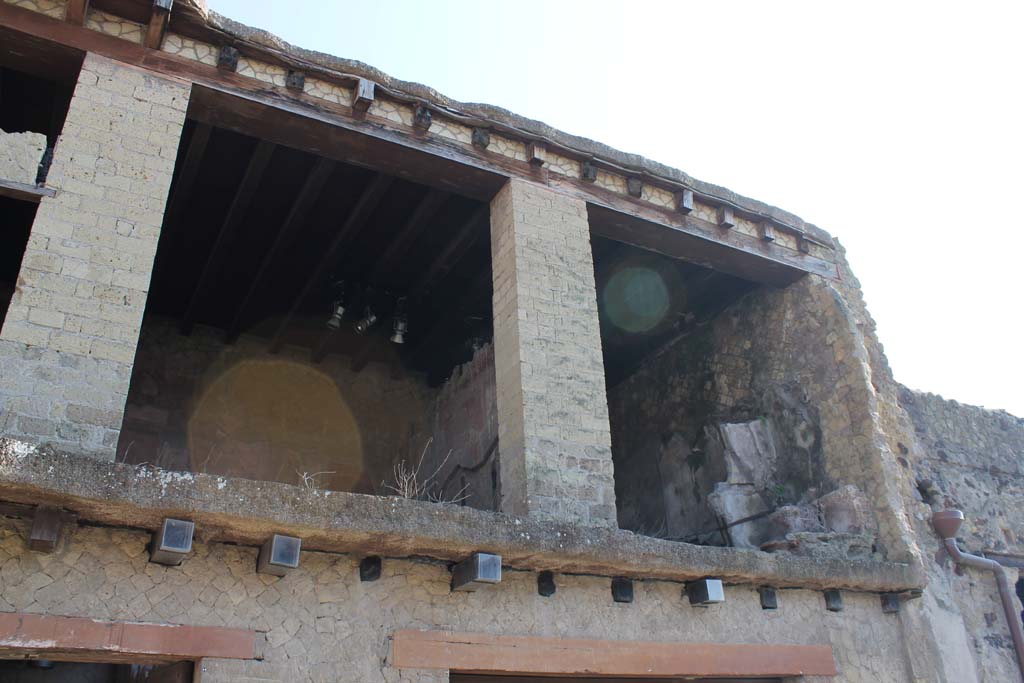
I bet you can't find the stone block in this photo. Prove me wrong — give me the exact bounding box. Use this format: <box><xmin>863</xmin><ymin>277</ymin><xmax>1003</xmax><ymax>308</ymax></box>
<box><xmin>718</xmin><ymin>419</ymin><xmax>777</xmax><ymax>488</ymax></box>
<box><xmin>816</xmin><ymin>485</ymin><xmax>878</xmax><ymax>535</ymax></box>
<box><xmin>0</xmin><ymin>129</ymin><xmax>47</xmax><ymax>185</ymax></box>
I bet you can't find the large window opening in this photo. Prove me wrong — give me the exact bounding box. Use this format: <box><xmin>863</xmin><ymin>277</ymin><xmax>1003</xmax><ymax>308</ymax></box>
<box><xmin>0</xmin><ymin>30</ymin><xmax>80</xmax><ymax>327</ymax></box>
<box><xmin>118</xmin><ymin>120</ymin><xmax>499</xmax><ymax>510</ymax></box>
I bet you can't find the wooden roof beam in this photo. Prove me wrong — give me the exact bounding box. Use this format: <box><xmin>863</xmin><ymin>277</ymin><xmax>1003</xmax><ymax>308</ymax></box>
<box><xmin>144</xmin><ymin>0</ymin><xmax>173</xmax><ymax>50</ymax></box>
<box><xmin>162</xmin><ymin>122</ymin><xmax>211</xmax><ymax>231</ymax></box>
<box><xmin>179</xmin><ymin>139</ymin><xmax>274</xmax><ymax>335</ymax></box>
<box><xmin>225</xmin><ymin>155</ymin><xmax>336</xmax><ymax>343</ymax></box>
<box><xmin>64</xmin><ymin>0</ymin><xmax>88</xmax><ymax>25</ymax></box>
<box><xmin>412</xmin><ymin>204</ymin><xmax>488</xmax><ymax>293</ymax></box>
<box><xmin>268</xmin><ymin>173</ymin><xmax>394</xmax><ymax>353</ymax></box>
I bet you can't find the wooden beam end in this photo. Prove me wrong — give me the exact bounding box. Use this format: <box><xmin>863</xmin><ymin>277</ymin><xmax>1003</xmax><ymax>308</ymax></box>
<box><xmin>527</xmin><ymin>142</ymin><xmax>547</xmax><ymax>167</ymax></box>
<box><xmin>352</xmin><ymin>79</ymin><xmax>375</xmax><ymax>114</ymax></box>
<box><xmin>626</xmin><ymin>177</ymin><xmax>643</xmax><ymax>198</ymax></box>
<box><xmin>718</xmin><ymin>206</ymin><xmax>735</xmax><ymax>229</ymax></box>
<box><xmin>581</xmin><ymin>160</ymin><xmax>598</xmax><ymax>183</ymax></box>
<box><xmin>413</xmin><ymin>104</ymin><xmax>432</xmax><ymax>131</ymax></box>
<box><xmin>760</xmin><ymin>221</ymin><xmax>776</xmax><ymax>242</ymax></box>
<box><xmin>217</xmin><ymin>46</ymin><xmax>240</xmax><ymax>72</ymax></box>
<box><xmin>471</xmin><ymin>127</ymin><xmax>490</xmax><ymax>149</ymax></box>
<box><xmin>677</xmin><ymin>188</ymin><xmax>694</xmax><ymax>214</ymax></box>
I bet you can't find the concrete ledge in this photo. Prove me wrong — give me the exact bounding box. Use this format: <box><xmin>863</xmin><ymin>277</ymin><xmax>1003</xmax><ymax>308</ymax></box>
<box><xmin>0</xmin><ymin>439</ymin><xmax>925</xmax><ymax>592</ymax></box>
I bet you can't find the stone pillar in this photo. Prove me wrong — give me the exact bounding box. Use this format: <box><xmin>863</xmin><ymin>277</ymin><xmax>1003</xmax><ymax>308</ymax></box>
<box><xmin>0</xmin><ymin>53</ymin><xmax>189</xmax><ymax>459</ymax></box>
<box><xmin>490</xmin><ymin>178</ymin><xmax>617</xmax><ymax>527</ymax></box>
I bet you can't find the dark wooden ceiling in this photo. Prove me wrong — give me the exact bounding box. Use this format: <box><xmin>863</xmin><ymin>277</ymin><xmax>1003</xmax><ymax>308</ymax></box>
<box><xmin>592</xmin><ymin>235</ymin><xmax>758</xmax><ymax>387</ymax></box>
<box><xmin>147</xmin><ymin>120</ymin><xmax>493</xmax><ymax>385</ymax></box>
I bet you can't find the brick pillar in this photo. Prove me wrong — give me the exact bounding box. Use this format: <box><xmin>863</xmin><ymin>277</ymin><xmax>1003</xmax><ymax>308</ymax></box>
<box><xmin>0</xmin><ymin>53</ymin><xmax>189</xmax><ymax>459</ymax></box>
<box><xmin>490</xmin><ymin>178</ymin><xmax>617</xmax><ymax>527</ymax></box>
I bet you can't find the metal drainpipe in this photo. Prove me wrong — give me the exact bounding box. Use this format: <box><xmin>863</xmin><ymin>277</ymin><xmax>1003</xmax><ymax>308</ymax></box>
<box><xmin>934</xmin><ymin>510</ymin><xmax>1024</xmax><ymax>682</ymax></box>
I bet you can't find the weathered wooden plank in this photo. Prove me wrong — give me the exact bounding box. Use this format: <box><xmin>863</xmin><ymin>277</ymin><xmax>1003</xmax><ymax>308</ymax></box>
<box><xmin>0</xmin><ymin>178</ymin><xmax>55</xmax><ymax>203</ymax></box>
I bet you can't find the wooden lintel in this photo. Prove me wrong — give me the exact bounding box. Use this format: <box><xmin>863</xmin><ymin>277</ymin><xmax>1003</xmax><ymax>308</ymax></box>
<box><xmin>677</xmin><ymin>188</ymin><xmax>694</xmax><ymax>214</ymax></box>
<box><xmin>391</xmin><ymin>630</ymin><xmax>838</xmax><ymax>678</ymax></box>
<box><xmin>180</xmin><ymin>140</ymin><xmax>275</xmax><ymax>335</ymax></box>
<box><xmin>144</xmin><ymin>2</ymin><xmax>170</xmax><ymax>50</ymax></box>
<box><xmin>718</xmin><ymin>205</ymin><xmax>735</xmax><ymax>229</ymax></box>
<box><xmin>526</xmin><ymin>141</ymin><xmax>546</xmax><ymax>167</ymax></box>
<box><xmin>0</xmin><ymin>178</ymin><xmax>56</xmax><ymax>203</ymax></box>
<box><xmin>0</xmin><ymin>613</ymin><xmax>261</xmax><ymax>663</ymax></box>
<box><xmin>268</xmin><ymin>173</ymin><xmax>394</xmax><ymax>353</ymax></box>
<box><xmin>226</xmin><ymin>156</ymin><xmax>336</xmax><ymax>343</ymax></box>
<box><xmin>352</xmin><ymin>78</ymin><xmax>375</xmax><ymax>114</ymax></box>
<box><xmin>626</xmin><ymin>176</ymin><xmax>643</xmax><ymax>198</ymax></box>
<box><xmin>761</xmin><ymin>220</ymin><xmax>776</xmax><ymax>242</ymax></box>
<box><xmin>28</xmin><ymin>505</ymin><xmax>63</xmax><ymax>553</ymax></box>
<box><xmin>64</xmin><ymin>0</ymin><xmax>89</xmax><ymax>25</ymax></box>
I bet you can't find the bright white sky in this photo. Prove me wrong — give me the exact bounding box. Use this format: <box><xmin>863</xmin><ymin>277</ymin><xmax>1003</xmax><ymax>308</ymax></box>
<box><xmin>209</xmin><ymin>0</ymin><xmax>1024</xmax><ymax>416</ymax></box>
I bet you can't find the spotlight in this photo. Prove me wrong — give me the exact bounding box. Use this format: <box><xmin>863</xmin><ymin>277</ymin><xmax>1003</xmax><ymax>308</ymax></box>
<box><xmin>257</xmin><ymin>534</ymin><xmax>302</xmax><ymax>577</ymax></box>
<box><xmin>450</xmin><ymin>552</ymin><xmax>502</xmax><ymax>592</ymax></box>
<box><xmin>685</xmin><ymin>578</ymin><xmax>725</xmax><ymax>606</ymax></box>
<box><xmin>326</xmin><ymin>301</ymin><xmax>346</xmax><ymax>330</ymax></box>
<box><xmin>354</xmin><ymin>307</ymin><xmax>377</xmax><ymax>334</ymax></box>
<box><xmin>390</xmin><ymin>315</ymin><xmax>408</xmax><ymax>344</ymax></box>
<box><xmin>150</xmin><ymin>518</ymin><xmax>194</xmax><ymax>566</ymax></box>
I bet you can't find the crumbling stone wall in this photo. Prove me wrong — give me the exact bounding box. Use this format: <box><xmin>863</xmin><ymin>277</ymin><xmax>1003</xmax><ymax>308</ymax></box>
<box><xmin>0</xmin><ymin>518</ymin><xmax>915</xmax><ymax>682</ymax></box>
<box><xmin>897</xmin><ymin>387</ymin><xmax>1024</xmax><ymax>681</ymax></box>
<box><xmin>423</xmin><ymin>342</ymin><xmax>499</xmax><ymax>511</ymax></box>
<box><xmin>117</xmin><ymin>316</ymin><xmax>434</xmax><ymax>494</ymax></box>
<box><xmin>0</xmin><ymin>53</ymin><xmax>188</xmax><ymax>459</ymax></box>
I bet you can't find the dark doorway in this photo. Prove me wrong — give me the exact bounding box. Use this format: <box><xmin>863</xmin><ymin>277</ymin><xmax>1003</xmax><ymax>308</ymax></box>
<box><xmin>0</xmin><ymin>660</ymin><xmax>193</xmax><ymax>682</ymax></box>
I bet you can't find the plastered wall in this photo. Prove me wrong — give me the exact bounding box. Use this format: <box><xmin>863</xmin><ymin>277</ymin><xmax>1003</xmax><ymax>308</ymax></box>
<box><xmin>0</xmin><ymin>519</ymin><xmax>915</xmax><ymax>683</ymax></box>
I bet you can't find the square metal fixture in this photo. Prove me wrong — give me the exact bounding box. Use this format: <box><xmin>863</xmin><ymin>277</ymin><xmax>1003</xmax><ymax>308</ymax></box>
<box><xmin>824</xmin><ymin>589</ymin><xmax>844</xmax><ymax>612</ymax></box>
<box><xmin>360</xmin><ymin>556</ymin><xmax>382</xmax><ymax>582</ymax></box>
<box><xmin>686</xmin><ymin>578</ymin><xmax>725</xmax><ymax>606</ymax></box>
<box><xmin>611</xmin><ymin>577</ymin><xmax>634</xmax><ymax>603</ymax></box>
<box><xmin>450</xmin><ymin>553</ymin><xmax>501</xmax><ymax>592</ymax></box>
<box><xmin>257</xmin><ymin>534</ymin><xmax>302</xmax><ymax>577</ymax></box>
<box><xmin>150</xmin><ymin>518</ymin><xmax>194</xmax><ymax>566</ymax></box>
<box><xmin>758</xmin><ymin>586</ymin><xmax>779</xmax><ymax>610</ymax></box>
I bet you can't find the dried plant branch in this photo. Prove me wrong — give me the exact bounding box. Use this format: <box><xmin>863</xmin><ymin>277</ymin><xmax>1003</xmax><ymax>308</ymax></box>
<box><xmin>296</xmin><ymin>469</ymin><xmax>336</xmax><ymax>490</ymax></box>
<box><xmin>383</xmin><ymin>439</ymin><xmax>470</xmax><ymax>505</ymax></box>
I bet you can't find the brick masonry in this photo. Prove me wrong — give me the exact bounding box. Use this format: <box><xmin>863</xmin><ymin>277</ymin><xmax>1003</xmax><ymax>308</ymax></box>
<box><xmin>0</xmin><ymin>53</ymin><xmax>189</xmax><ymax>459</ymax></box>
<box><xmin>490</xmin><ymin>179</ymin><xmax>616</xmax><ymax>527</ymax></box>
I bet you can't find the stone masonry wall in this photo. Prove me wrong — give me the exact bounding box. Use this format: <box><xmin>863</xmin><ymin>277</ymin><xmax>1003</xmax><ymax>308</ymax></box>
<box><xmin>423</xmin><ymin>342</ymin><xmax>499</xmax><ymax>512</ymax></box>
<box><xmin>0</xmin><ymin>53</ymin><xmax>189</xmax><ymax>459</ymax></box>
<box><xmin>0</xmin><ymin>518</ymin><xmax>915</xmax><ymax>683</ymax></box>
<box><xmin>116</xmin><ymin>316</ymin><xmax>434</xmax><ymax>495</ymax></box>
<box><xmin>489</xmin><ymin>178</ymin><xmax>616</xmax><ymax>527</ymax></box>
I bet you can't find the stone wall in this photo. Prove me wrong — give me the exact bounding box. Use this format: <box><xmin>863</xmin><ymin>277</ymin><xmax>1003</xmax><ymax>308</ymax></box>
<box><xmin>0</xmin><ymin>518</ymin><xmax>915</xmax><ymax>682</ymax></box>
<box><xmin>898</xmin><ymin>387</ymin><xmax>1024</xmax><ymax>682</ymax></box>
<box><xmin>489</xmin><ymin>179</ymin><xmax>616</xmax><ymax>526</ymax></box>
<box><xmin>423</xmin><ymin>343</ymin><xmax>499</xmax><ymax>511</ymax></box>
<box><xmin>116</xmin><ymin>316</ymin><xmax>435</xmax><ymax>494</ymax></box>
<box><xmin>0</xmin><ymin>53</ymin><xmax>188</xmax><ymax>459</ymax></box>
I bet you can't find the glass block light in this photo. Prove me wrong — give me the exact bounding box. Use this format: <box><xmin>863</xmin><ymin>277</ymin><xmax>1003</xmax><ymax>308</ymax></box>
<box><xmin>150</xmin><ymin>519</ymin><xmax>194</xmax><ymax>566</ymax></box>
<box><xmin>257</xmin><ymin>534</ymin><xmax>302</xmax><ymax>577</ymax></box>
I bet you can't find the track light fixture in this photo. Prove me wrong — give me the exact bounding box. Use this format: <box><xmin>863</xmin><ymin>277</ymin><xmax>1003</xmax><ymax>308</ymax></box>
<box><xmin>391</xmin><ymin>297</ymin><xmax>408</xmax><ymax>344</ymax></box>
<box><xmin>326</xmin><ymin>280</ymin><xmax>346</xmax><ymax>330</ymax></box>
<box><xmin>354</xmin><ymin>307</ymin><xmax>378</xmax><ymax>334</ymax></box>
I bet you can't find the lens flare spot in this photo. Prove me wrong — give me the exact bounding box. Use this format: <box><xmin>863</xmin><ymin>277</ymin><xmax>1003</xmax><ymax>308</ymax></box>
<box><xmin>602</xmin><ymin>266</ymin><xmax>670</xmax><ymax>333</ymax></box>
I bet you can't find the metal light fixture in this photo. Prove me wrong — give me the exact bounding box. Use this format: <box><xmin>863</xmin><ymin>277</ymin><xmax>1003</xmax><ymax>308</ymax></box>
<box><xmin>257</xmin><ymin>534</ymin><xmax>302</xmax><ymax>577</ymax></box>
<box><xmin>450</xmin><ymin>552</ymin><xmax>502</xmax><ymax>592</ymax></box>
<box><xmin>326</xmin><ymin>301</ymin><xmax>346</xmax><ymax>330</ymax></box>
<box><xmin>326</xmin><ymin>281</ymin><xmax>346</xmax><ymax>329</ymax></box>
<box><xmin>354</xmin><ymin>307</ymin><xmax>378</xmax><ymax>334</ymax></box>
<box><xmin>150</xmin><ymin>518</ymin><xmax>194</xmax><ymax>566</ymax></box>
<box><xmin>686</xmin><ymin>578</ymin><xmax>725</xmax><ymax>606</ymax></box>
<box><xmin>390</xmin><ymin>315</ymin><xmax>408</xmax><ymax>344</ymax></box>
<box><xmin>390</xmin><ymin>297</ymin><xmax>408</xmax><ymax>344</ymax></box>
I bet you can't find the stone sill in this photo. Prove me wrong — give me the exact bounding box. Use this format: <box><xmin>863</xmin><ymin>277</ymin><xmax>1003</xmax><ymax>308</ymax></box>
<box><xmin>0</xmin><ymin>439</ymin><xmax>924</xmax><ymax>592</ymax></box>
